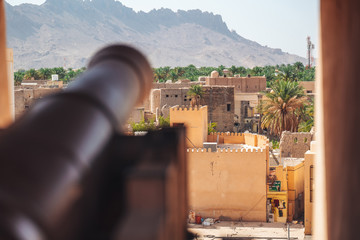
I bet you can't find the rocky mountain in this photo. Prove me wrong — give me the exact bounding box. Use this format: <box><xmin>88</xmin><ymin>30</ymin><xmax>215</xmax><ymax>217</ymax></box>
<box><xmin>5</xmin><ymin>0</ymin><xmax>306</xmax><ymax>69</ymax></box>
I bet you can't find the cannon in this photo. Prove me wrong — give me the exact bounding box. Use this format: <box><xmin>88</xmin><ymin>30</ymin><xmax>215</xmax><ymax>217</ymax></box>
<box><xmin>0</xmin><ymin>45</ymin><xmax>188</xmax><ymax>240</ymax></box>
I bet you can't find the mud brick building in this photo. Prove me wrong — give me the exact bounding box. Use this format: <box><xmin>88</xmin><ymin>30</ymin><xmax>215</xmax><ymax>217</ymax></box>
<box><xmin>150</xmin><ymin>85</ymin><xmax>234</xmax><ymax>132</ymax></box>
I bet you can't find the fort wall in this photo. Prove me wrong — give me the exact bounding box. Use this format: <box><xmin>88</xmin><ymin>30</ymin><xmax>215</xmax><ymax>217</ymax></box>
<box><xmin>186</xmin><ymin>149</ymin><xmax>267</xmax><ymax>221</ymax></box>
<box><xmin>170</xmin><ymin>106</ymin><xmax>208</xmax><ymax>148</ymax></box>
<box><xmin>207</xmin><ymin>132</ymin><xmax>269</xmax><ymax>148</ymax></box>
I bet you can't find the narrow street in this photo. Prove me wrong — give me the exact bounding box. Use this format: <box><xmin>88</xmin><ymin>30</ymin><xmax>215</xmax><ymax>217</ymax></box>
<box><xmin>189</xmin><ymin>222</ymin><xmax>312</xmax><ymax>240</ymax></box>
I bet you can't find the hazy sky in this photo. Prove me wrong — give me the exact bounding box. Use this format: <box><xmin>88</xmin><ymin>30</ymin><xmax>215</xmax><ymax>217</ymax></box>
<box><xmin>6</xmin><ymin>0</ymin><xmax>319</xmax><ymax>58</ymax></box>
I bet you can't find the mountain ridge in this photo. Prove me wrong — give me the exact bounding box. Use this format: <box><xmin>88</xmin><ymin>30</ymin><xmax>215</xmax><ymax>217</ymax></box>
<box><xmin>5</xmin><ymin>0</ymin><xmax>306</xmax><ymax>69</ymax></box>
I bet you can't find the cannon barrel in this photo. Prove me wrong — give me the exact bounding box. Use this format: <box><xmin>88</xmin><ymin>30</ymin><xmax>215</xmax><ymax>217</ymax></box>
<box><xmin>0</xmin><ymin>45</ymin><xmax>153</xmax><ymax>239</ymax></box>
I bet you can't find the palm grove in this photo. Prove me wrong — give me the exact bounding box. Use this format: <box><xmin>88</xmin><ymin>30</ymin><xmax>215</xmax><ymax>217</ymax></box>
<box><xmin>14</xmin><ymin>62</ymin><xmax>314</xmax><ymax>137</ymax></box>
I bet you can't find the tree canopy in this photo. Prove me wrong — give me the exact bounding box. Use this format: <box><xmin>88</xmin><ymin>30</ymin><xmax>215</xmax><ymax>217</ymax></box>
<box><xmin>187</xmin><ymin>85</ymin><xmax>204</xmax><ymax>107</ymax></box>
<box><xmin>14</xmin><ymin>62</ymin><xmax>315</xmax><ymax>86</ymax></box>
<box><xmin>260</xmin><ymin>80</ymin><xmax>308</xmax><ymax>136</ymax></box>
<box><xmin>13</xmin><ymin>67</ymin><xmax>86</xmax><ymax>85</ymax></box>
<box><xmin>151</xmin><ymin>62</ymin><xmax>315</xmax><ymax>86</ymax></box>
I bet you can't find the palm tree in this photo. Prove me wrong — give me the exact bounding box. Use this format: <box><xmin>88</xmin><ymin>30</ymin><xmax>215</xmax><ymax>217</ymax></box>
<box><xmin>187</xmin><ymin>85</ymin><xmax>204</xmax><ymax>107</ymax></box>
<box><xmin>260</xmin><ymin>80</ymin><xmax>307</xmax><ymax>136</ymax></box>
<box><xmin>24</xmin><ymin>69</ymin><xmax>39</xmax><ymax>80</ymax></box>
<box><xmin>52</xmin><ymin>67</ymin><xmax>66</xmax><ymax>80</ymax></box>
<box><xmin>14</xmin><ymin>71</ymin><xmax>25</xmax><ymax>85</ymax></box>
<box><xmin>251</xmin><ymin>66</ymin><xmax>264</xmax><ymax>76</ymax></box>
<box><xmin>277</xmin><ymin>64</ymin><xmax>296</xmax><ymax>81</ymax></box>
<box><xmin>38</xmin><ymin>68</ymin><xmax>53</xmax><ymax>80</ymax></box>
<box><xmin>294</xmin><ymin>62</ymin><xmax>305</xmax><ymax>72</ymax></box>
<box><xmin>299</xmin><ymin>100</ymin><xmax>314</xmax><ymax>132</ymax></box>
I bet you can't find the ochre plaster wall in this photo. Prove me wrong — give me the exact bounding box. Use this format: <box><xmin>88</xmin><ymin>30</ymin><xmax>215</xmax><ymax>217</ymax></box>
<box><xmin>170</xmin><ymin>106</ymin><xmax>208</xmax><ymax>148</ymax></box>
<box><xmin>207</xmin><ymin>132</ymin><xmax>268</xmax><ymax>148</ymax></box>
<box><xmin>304</xmin><ymin>142</ymin><xmax>315</xmax><ymax>235</ymax></box>
<box><xmin>0</xmin><ymin>9</ymin><xmax>11</xmax><ymax>128</ymax></box>
<box><xmin>187</xmin><ymin>149</ymin><xmax>267</xmax><ymax>221</ymax></box>
<box><xmin>6</xmin><ymin>49</ymin><xmax>14</xmax><ymax>120</ymax></box>
<box><xmin>287</xmin><ymin>162</ymin><xmax>305</xmax><ymax>221</ymax></box>
<box><xmin>207</xmin><ymin>132</ymin><xmax>245</xmax><ymax>144</ymax></box>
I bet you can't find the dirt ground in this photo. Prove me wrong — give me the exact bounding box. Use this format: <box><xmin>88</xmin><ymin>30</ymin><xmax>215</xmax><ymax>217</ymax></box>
<box><xmin>188</xmin><ymin>222</ymin><xmax>312</xmax><ymax>240</ymax></box>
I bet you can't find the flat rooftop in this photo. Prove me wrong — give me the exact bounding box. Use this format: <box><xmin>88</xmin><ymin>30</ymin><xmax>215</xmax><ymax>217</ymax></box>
<box><xmin>281</xmin><ymin>158</ymin><xmax>304</xmax><ymax>167</ymax></box>
<box><xmin>217</xmin><ymin>144</ymin><xmax>262</xmax><ymax>151</ymax></box>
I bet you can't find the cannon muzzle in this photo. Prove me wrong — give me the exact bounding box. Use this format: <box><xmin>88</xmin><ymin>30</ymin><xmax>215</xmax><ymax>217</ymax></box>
<box><xmin>0</xmin><ymin>45</ymin><xmax>153</xmax><ymax>239</ymax></box>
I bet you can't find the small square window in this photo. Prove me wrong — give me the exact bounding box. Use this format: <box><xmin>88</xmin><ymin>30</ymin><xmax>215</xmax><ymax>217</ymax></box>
<box><xmin>175</xmin><ymin>95</ymin><xmax>178</xmax><ymax>97</ymax></box>
<box><xmin>184</xmin><ymin>99</ymin><xmax>187</xmax><ymax>101</ymax></box>
<box><xmin>166</xmin><ymin>95</ymin><xmax>169</xmax><ymax>98</ymax></box>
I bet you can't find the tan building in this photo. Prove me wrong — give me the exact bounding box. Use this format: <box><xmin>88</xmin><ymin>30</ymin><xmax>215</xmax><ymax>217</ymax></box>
<box><xmin>266</xmin><ymin>131</ymin><xmax>315</xmax><ymax>223</ymax></box>
<box><xmin>187</xmin><ymin>145</ymin><xmax>268</xmax><ymax>222</ymax></box>
<box><xmin>170</xmin><ymin>105</ymin><xmax>269</xmax><ymax>222</ymax></box>
<box><xmin>205</xmin><ymin>74</ymin><xmax>266</xmax><ymax>94</ymax></box>
<box><xmin>299</xmin><ymin>81</ymin><xmax>315</xmax><ymax>95</ymax></box>
<box><xmin>152</xmin><ymin>86</ymin><xmax>235</xmax><ymax>132</ymax></box>
<box><xmin>146</xmin><ymin>74</ymin><xmax>266</xmax><ymax>133</ymax></box>
<box><xmin>15</xmin><ymin>88</ymin><xmax>63</xmax><ymax>119</ymax></box>
<box><xmin>152</xmin><ymin>79</ymin><xmax>205</xmax><ymax>89</ymax></box>
<box><xmin>21</xmin><ymin>80</ymin><xmax>64</xmax><ymax>88</ymax></box>
<box><xmin>204</xmin><ymin>71</ymin><xmax>266</xmax><ymax>132</ymax></box>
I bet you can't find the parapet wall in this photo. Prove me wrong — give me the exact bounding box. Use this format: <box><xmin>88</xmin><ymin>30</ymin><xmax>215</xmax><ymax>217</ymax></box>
<box><xmin>207</xmin><ymin>132</ymin><xmax>269</xmax><ymax>148</ymax></box>
<box><xmin>170</xmin><ymin>105</ymin><xmax>208</xmax><ymax>112</ymax></box>
<box><xmin>207</xmin><ymin>132</ymin><xmax>245</xmax><ymax>144</ymax></box>
<box><xmin>153</xmin><ymin>81</ymin><xmax>205</xmax><ymax>89</ymax></box>
<box><xmin>205</xmin><ymin>76</ymin><xmax>266</xmax><ymax>93</ymax></box>
<box><xmin>187</xmin><ymin>148</ymin><xmax>265</xmax><ymax>153</ymax></box>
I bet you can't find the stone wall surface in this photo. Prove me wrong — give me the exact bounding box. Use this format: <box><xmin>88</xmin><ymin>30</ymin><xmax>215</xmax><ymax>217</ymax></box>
<box><xmin>150</xmin><ymin>86</ymin><xmax>234</xmax><ymax>132</ymax></box>
<box><xmin>202</xmin><ymin>86</ymin><xmax>234</xmax><ymax>131</ymax></box>
<box><xmin>153</xmin><ymin>80</ymin><xmax>205</xmax><ymax>89</ymax></box>
<box><xmin>280</xmin><ymin>131</ymin><xmax>313</xmax><ymax>158</ymax></box>
<box><xmin>205</xmin><ymin>76</ymin><xmax>266</xmax><ymax>93</ymax></box>
<box><xmin>15</xmin><ymin>88</ymin><xmax>62</xmax><ymax>119</ymax></box>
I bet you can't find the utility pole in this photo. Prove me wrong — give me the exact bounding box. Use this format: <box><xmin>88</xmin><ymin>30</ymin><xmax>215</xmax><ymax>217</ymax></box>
<box><xmin>307</xmin><ymin>36</ymin><xmax>315</xmax><ymax>68</ymax></box>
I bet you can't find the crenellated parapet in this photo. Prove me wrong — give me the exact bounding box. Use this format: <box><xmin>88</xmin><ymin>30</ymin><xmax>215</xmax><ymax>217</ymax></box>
<box><xmin>186</xmin><ymin>148</ymin><xmax>265</xmax><ymax>153</ymax></box>
<box><xmin>170</xmin><ymin>105</ymin><xmax>207</xmax><ymax>112</ymax></box>
<box><xmin>209</xmin><ymin>132</ymin><xmax>244</xmax><ymax>136</ymax></box>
